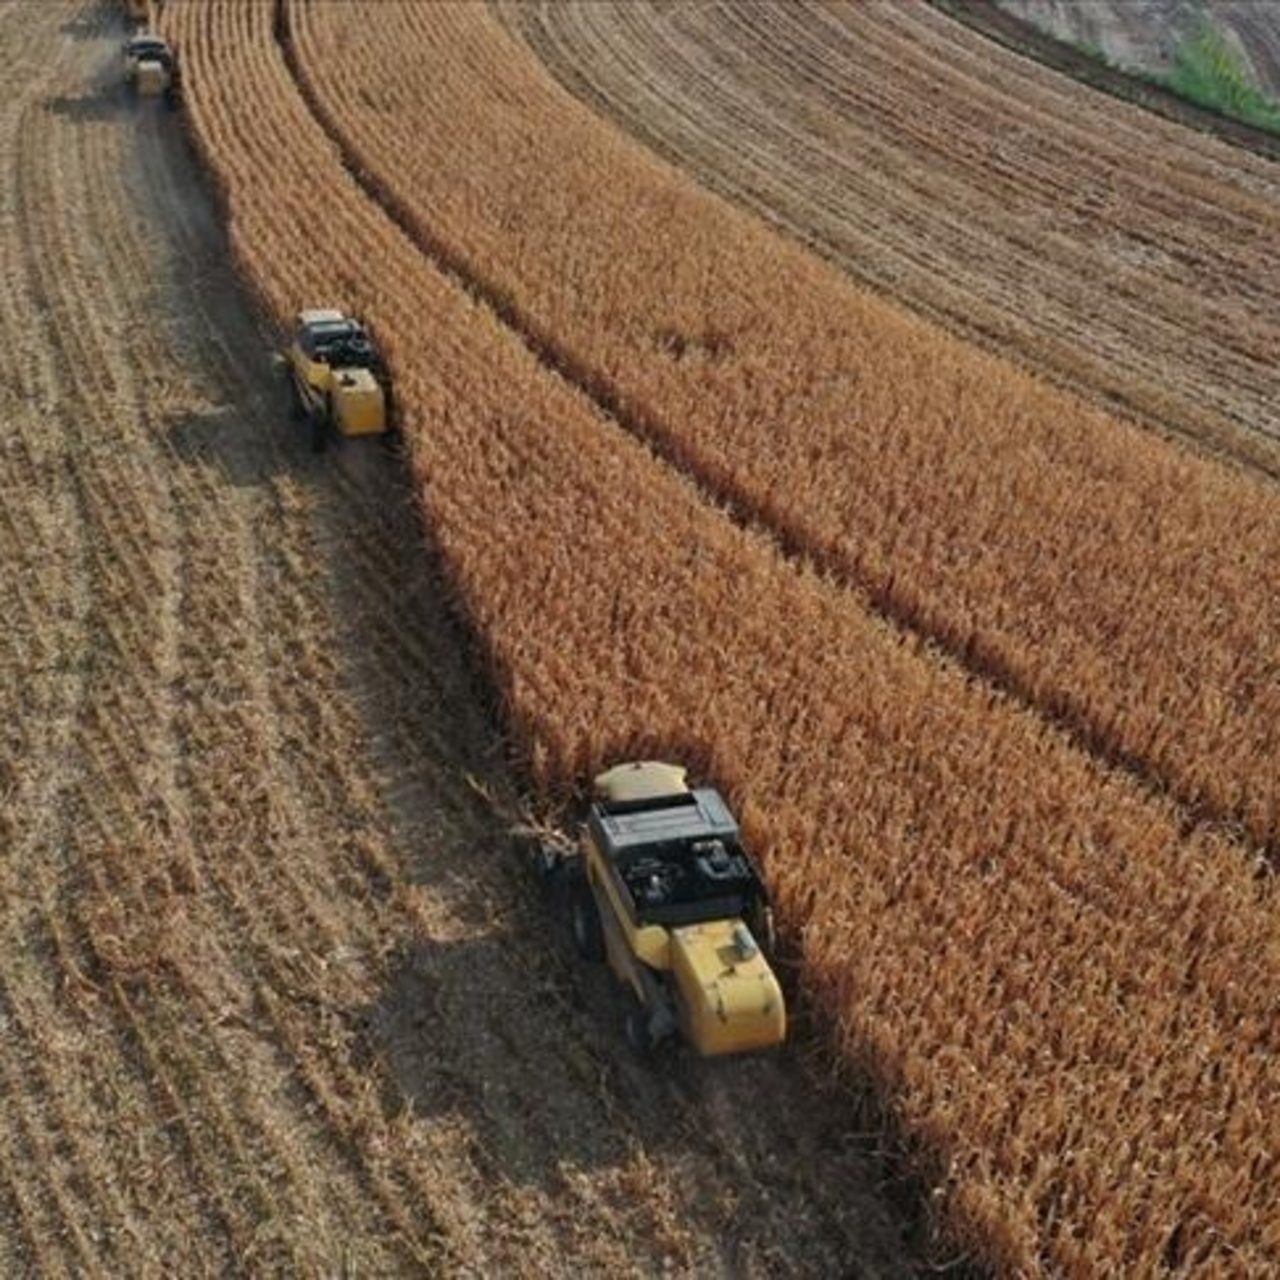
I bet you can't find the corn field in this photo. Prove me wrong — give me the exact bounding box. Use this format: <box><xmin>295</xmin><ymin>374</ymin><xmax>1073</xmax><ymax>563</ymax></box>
<box><xmin>283</xmin><ymin>0</ymin><xmax>1280</xmax><ymax>861</ymax></box>
<box><xmin>152</xmin><ymin>0</ymin><xmax>1280</xmax><ymax>1273</ymax></box>
<box><xmin>6</xmin><ymin>2</ymin><xmax>932</xmax><ymax>1274</ymax></box>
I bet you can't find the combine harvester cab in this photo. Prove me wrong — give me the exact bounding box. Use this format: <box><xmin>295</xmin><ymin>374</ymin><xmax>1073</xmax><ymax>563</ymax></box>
<box><xmin>559</xmin><ymin>760</ymin><xmax>785</xmax><ymax>1058</ymax></box>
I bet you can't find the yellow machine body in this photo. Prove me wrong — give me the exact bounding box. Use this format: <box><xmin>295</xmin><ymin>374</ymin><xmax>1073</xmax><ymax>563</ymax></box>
<box><xmin>579</xmin><ymin>761</ymin><xmax>786</xmax><ymax>1057</ymax></box>
<box><xmin>286</xmin><ymin>310</ymin><xmax>390</xmax><ymax>445</ymax></box>
<box><xmin>136</xmin><ymin>59</ymin><xmax>168</xmax><ymax>96</ymax></box>
<box><xmin>669</xmin><ymin>920</ymin><xmax>785</xmax><ymax>1056</ymax></box>
<box><xmin>328</xmin><ymin>367</ymin><xmax>386</xmax><ymax>437</ymax></box>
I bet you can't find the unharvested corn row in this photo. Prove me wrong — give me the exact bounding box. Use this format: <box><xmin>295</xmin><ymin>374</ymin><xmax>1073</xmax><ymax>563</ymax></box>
<box><xmin>290</xmin><ymin>0</ymin><xmax>1280</xmax><ymax>857</ymax></box>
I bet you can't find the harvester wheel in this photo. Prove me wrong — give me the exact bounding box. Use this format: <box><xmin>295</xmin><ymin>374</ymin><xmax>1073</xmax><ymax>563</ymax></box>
<box><xmin>310</xmin><ymin>395</ymin><xmax>333</xmax><ymax>454</ymax></box>
<box><xmin>309</xmin><ymin>408</ymin><xmax>327</xmax><ymax>454</ymax></box>
<box><xmin>570</xmin><ymin>882</ymin><xmax>605</xmax><ymax>962</ymax></box>
<box><xmin>288</xmin><ymin>376</ymin><xmax>306</xmax><ymax>422</ymax></box>
<box><xmin>379</xmin><ymin>423</ymin><xmax>402</xmax><ymax>456</ymax></box>
<box><xmin>624</xmin><ymin>993</ymin><xmax>653</xmax><ymax>1059</ymax></box>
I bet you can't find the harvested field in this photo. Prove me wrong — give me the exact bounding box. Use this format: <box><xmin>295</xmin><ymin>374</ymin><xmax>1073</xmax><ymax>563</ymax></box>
<box><xmin>143</xmin><ymin>0</ymin><xmax>1280</xmax><ymax>1273</ymax></box>
<box><xmin>0</xmin><ymin>2</ymin><xmax>932</xmax><ymax>1276</ymax></box>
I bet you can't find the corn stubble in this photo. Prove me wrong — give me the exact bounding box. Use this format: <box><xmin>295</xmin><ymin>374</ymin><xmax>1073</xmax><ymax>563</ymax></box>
<box><xmin>167</xmin><ymin>0</ymin><xmax>1280</xmax><ymax>1273</ymax></box>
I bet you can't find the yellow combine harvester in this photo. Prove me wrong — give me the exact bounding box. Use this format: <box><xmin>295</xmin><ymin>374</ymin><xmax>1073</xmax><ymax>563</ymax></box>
<box><xmin>122</xmin><ymin>32</ymin><xmax>178</xmax><ymax>103</ymax></box>
<box><xmin>285</xmin><ymin>310</ymin><xmax>394</xmax><ymax>453</ymax></box>
<box><xmin>538</xmin><ymin>762</ymin><xmax>785</xmax><ymax>1057</ymax></box>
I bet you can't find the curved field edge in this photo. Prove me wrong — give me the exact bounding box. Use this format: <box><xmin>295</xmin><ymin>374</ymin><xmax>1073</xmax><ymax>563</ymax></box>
<box><xmin>500</xmin><ymin>0</ymin><xmax>1280</xmax><ymax>482</ymax></box>
<box><xmin>165</xmin><ymin>1</ymin><xmax>1280</xmax><ymax>1274</ymax></box>
<box><xmin>297</xmin><ymin>0</ymin><xmax>1280</xmax><ymax>863</ymax></box>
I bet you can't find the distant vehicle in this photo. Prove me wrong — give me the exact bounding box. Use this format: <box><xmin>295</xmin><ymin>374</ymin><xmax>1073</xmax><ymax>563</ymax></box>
<box><xmin>122</xmin><ymin>32</ymin><xmax>179</xmax><ymax>104</ymax></box>
<box><xmin>284</xmin><ymin>310</ymin><xmax>395</xmax><ymax>454</ymax></box>
<box><xmin>536</xmin><ymin>761</ymin><xmax>785</xmax><ymax>1057</ymax></box>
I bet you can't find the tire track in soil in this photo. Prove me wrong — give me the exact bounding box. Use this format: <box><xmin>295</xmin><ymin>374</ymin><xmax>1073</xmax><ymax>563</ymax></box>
<box><xmin>64</xmin><ymin>26</ymin><xmax>462</xmax><ymax>1273</ymax></box>
<box><xmin>7</xmin><ymin>21</ymin><xmax>282</xmax><ymax>1277</ymax></box>
<box><xmin>0</xmin><ymin>6</ymin><xmax>189</xmax><ymax>1272</ymax></box>
<box><xmin>2</xmin><ymin>3</ymin><xmax>445</xmax><ymax>1271</ymax></box>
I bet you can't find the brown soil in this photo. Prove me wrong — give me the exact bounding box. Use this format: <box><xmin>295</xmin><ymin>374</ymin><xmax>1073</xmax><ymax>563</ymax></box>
<box><xmin>0</xmin><ymin>2</ymin><xmax>939</xmax><ymax>1275</ymax></box>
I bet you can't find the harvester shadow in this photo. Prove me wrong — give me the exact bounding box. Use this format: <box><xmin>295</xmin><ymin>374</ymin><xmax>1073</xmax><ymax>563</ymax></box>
<box><xmin>166</xmin><ymin>406</ymin><xmax>259</xmax><ymax>483</ymax></box>
<box><xmin>364</xmin><ymin>920</ymin><xmax>705</xmax><ymax>1190</ymax></box>
<box><xmin>45</xmin><ymin>91</ymin><xmax>134</xmax><ymax>123</ymax></box>
<box><xmin>365</xmin><ymin>926</ymin><xmax>631</xmax><ymax>1177</ymax></box>
<box><xmin>164</xmin><ymin>396</ymin><xmax>328</xmax><ymax>489</ymax></box>
<box><xmin>362</xmin><ymin>921</ymin><xmax>954</xmax><ymax>1273</ymax></box>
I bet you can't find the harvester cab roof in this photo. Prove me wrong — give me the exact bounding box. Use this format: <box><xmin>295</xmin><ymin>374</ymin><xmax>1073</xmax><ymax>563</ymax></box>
<box><xmin>124</xmin><ymin>33</ymin><xmax>174</xmax><ymax>68</ymax></box>
<box><xmin>588</xmin><ymin>785</ymin><xmax>763</xmax><ymax>928</ymax></box>
<box><xmin>297</xmin><ymin>315</ymin><xmax>379</xmax><ymax>371</ymax></box>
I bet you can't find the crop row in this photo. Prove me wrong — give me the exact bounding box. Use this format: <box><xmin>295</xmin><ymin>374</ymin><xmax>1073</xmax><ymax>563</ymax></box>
<box><xmin>167</xmin><ymin>1</ymin><xmax>1280</xmax><ymax>1272</ymax></box>
<box><xmin>505</xmin><ymin>0</ymin><xmax>1280</xmax><ymax>477</ymax></box>
<box><xmin>285</xmin><ymin>0</ymin><xmax>1280</xmax><ymax>859</ymax></box>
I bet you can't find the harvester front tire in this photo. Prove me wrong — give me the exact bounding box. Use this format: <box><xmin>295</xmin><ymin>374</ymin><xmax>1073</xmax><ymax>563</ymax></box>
<box><xmin>310</xmin><ymin>410</ymin><xmax>327</xmax><ymax>454</ymax></box>
<box><xmin>570</xmin><ymin>883</ymin><xmax>605</xmax><ymax>962</ymax></box>
<box><xmin>624</xmin><ymin>993</ymin><xmax>653</xmax><ymax>1060</ymax></box>
<box><xmin>310</xmin><ymin>395</ymin><xmax>333</xmax><ymax>455</ymax></box>
<box><xmin>287</xmin><ymin>375</ymin><xmax>307</xmax><ymax>423</ymax></box>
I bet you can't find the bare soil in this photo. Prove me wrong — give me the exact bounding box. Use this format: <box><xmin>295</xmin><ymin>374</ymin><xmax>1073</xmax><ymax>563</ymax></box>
<box><xmin>0</xmin><ymin>2</ymin><xmax>939</xmax><ymax>1275</ymax></box>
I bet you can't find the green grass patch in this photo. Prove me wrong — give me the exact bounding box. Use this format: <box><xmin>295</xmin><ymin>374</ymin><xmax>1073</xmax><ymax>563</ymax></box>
<box><xmin>1163</xmin><ymin>21</ymin><xmax>1280</xmax><ymax>132</ymax></box>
